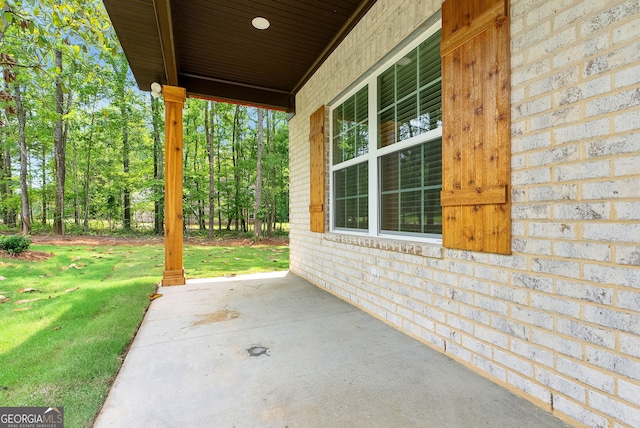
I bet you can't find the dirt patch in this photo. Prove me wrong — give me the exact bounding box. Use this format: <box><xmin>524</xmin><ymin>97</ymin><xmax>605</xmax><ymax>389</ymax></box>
<box><xmin>0</xmin><ymin>249</ymin><xmax>53</xmax><ymax>262</ymax></box>
<box><xmin>26</xmin><ymin>234</ymin><xmax>288</xmax><ymax>248</ymax></box>
<box><xmin>1</xmin><ymin>234</ymin><xmax>287</xmax><ymax>262</ymax></box>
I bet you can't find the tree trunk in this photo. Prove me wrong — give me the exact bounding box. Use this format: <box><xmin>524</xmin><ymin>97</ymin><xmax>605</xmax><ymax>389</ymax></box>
<box><xmin>205</xmin><ymin>101</ymin><xmax>216</xmax><ymax>238</ymax></box>
<box><xmin>14</xmin><ymin>83</ymin><xmax>31</xmax><ymax>234</ymax></box>
<box><xmin>121</xmin><ymin>102</ymin><xmax>131</xmax><ymax>230</ymax></box>
<box><xmin>83</xmin><ymin>107</ymin><xmax>96</xmax><ymax>229</ymax></box>
<box><xmin>53</xmin><ymin>49</ymin><xmax>65</xmax><ymax>235</ymax></box>
<box><xmin>254</xmin><ymin>108</ymin><xmax>264</xmax><ymax>239</ymax></box>
<box><xmin>151</xmin><ymin>94</ymin><xmax>164</xmax><ymax>235</ymax></box>
<box><xmin>41</xmin><ymin>142</ymin><xmax>47</xmax><ymax>225</ymax></box>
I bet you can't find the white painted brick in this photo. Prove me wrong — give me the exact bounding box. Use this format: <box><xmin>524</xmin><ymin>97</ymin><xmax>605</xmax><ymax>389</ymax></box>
<box><xmin>491</xmin><ymin>284</ymin><xmax>528</xmax><ymax>305</ymax></box>
<box><xmin>475</xmin><ymin>265</ymin><xmax>510</xmax><ymax>283</ymax></box>
<box><xmin>619</xmin><ymin>378</ymin><xmax>640</xmax><ymax>407</ymax></box>
<box><xmin>553</xmin><ymin>202</ymin><xmax>609</xmax><ymax>220</ymax></box>
<box><xmin>616</xmin><ymin>245</ymin><xmax>640</xmax><ymax>266</ymax></box>
<box><xmin>473</xmin><ymin>355</ymin><xmax>507</xmax><ymax>382</ymax></box>
<box><xmin>585</xmin><ymin>40</ymin><xmax>640</xmax><ymax>78</ymax></box>
<box><xmin>553</xmin><ymin>1</ymin><xmax>600</xmax><ymax>29</ymax></box>
<box><xmin>445</xmin><ymin>342</ymin><xmax>472</xmax><ymax>363</ymax></box>
<box><xmin>414</xmin><ymin>313</ymin><xmax>434</xmax><ymax>331</ymax></box>
<box><xmin>492</xmin><ymin>316</ymin><xmax>530</xmax><ymax>340</ymax></box>
<box><xmin>512</xmin><ymin>132</ymin><xmax>552</xmax><ymax>152</ymax></box>
<box><xmin>585</xmin><ymin>223</ymin><xmax>640</xmax><ymax>243</ymax></box>
<box><xmin>459</xmin><ymin>277</ymin><xmax>491</xmax><ymax>295</ymax></box>
<box><xmin>512</xmin><ymin>167</ymin><xmax>552</xmax><ymax>185</ymax></box>
<box><xmin>616</xmin><ymin>201</ymin><xmax>640</xmax><ymax>220</ymax></box>
<box><xmin>531</xmin><ymin>257</ymin><xmax>581</xmax><ymax>279</ymax></box>
<box><xmin>580</xmin><ymin>0</ymin><xmax>640</xmax><ymax>38</ymax></box>
<box><xmin>530</xmin><ymin>144</ymin><xmax>579</xmax><ymax>166</ymax></box>
<box><xmin>424</xmin><ymin>306</ymin><xmax>446</xmax><ymax>324</ymax></box>
<box><xmin>536</xmin><ymin>368</ymin><xmax>586</xmax><ymax>403</ymax></box>
<box><xmin>557</xmin><ymin>319</ymin><xmax>616</xmax><ymax>349</ymax></box>
<box><xmin>556</xmin><ymin>279</ymin><xmax>613</xmax><ymax>305</ymax></box>
<box><xmin>447</xmin><ymin>288</ymin><xmax>472</xmax><ymax>305</ymax></box>
<box><xmin>422</xmin><ymin>330</ymin><xmax>445</xmax><ymax>350</ymax></box>
<box><xmin>553</xmin><ymin>118</ymin><xmax>610</xmax><ymax>144</ymax></box>
<box><xmin>511</xmin><ymin>339</ymin><xmax>554</xmax><ymax>368</ymax></box>
<box><xmin>513</xmin><ymin>204</ymin><xmax>551</xmax><ymax>219</ymax></box>
<box><xmin>621</xmin><ymin>333</ymin><xmax>640</xmax><ymax>359</ymax></box>
<box><xmin>462</xmin><ymin>335</ymin><xmax>493</xmax><ymax>359</ymax></box>
<box><xmin>553</xmin><ymin>241</ymin><xmax>611</xmax><ymax>262</ymax></box>
<box><xmin>507</xmin><ymin>372</ymin><xmax>551</xmax><ymax>404</ymax></box>
<box><xmin>529</xmin><ymin>184</ymin><xmax>578</xmax><ymax>202</ymax></box>
<box><xmin>459</xmin><ymin>306</ymin><xmax>490</xmax><ymax>326</ymax></box>
<box><xmin>586</xmin><ymin>134</ymin><xmax>640</xmax><ymax>158</ymax></box>
<box><xmin>513</xmin><ymin>272</ymin><xmax>554</xmax><ymax>293</ymax></box>
<box><xmin>586</xmin><ymin>347</ymin><xmax>640</xmax><ymax>382</ymax></box>
<box><xmin>437</xmin><ymin>324</ymin><xmax>461</xmax><ymax>343</ymax></box>
<box><xmin>615</xmin><ymin>154</ymin><xmax>640</xmax><ymax>177</ymax></box>
<box><xmin>555</xmin><ymin>160</ymin><xmax>611</xmax><ymax>181</ymax></box>
<box><xmin>512</xmin><ymin>306</ymin><xmax>555</xmax><ymax>331</ymax></box>
<box><xmin>614</xmin><ymin>108</ymin><xmax>640</xmax><ymax>133</ymax></box>
<box><xmin>584</xmin><ymin>264</ymin><xmax>640</xmax><ymax>289</ymax></box>
<box><xmin>512</xmin><ymin>238</ymin><xmax>552</xmax><ymax>256</ymax></box>
<box><xmin>475</xmin><ymin>325</ymin><xmax>509</xmax><ymax>349</ymax></box>
<box><xmin>533</xmin><ymin>331</ymin><xmax>583</xmax><ymax>359</ymax></box>
<box><xmin>529</xmin><ymin>222</ymin><xmax>577</xmax><ymax>240</ymax></box>
<box><xmin>446</xmin><ymin>315</ymin><xmax>474</xmax><ymax>335</ymax></box>
<box><xmin>476</xmin><ymin>296</ymin><xmax>509</xmax><ymax>316</ymax></box>
<box><xmin>615</xmin><ymin>63</ymin><xmax>640</xmax><ymax>89</ymax></box>
<box><xmin>589</xmin><ymin>390</ymin><xmax>640</xmax><ymax>427</ymax></box>
<box><xmin>552</xmin><ymin>395</ymin><xmax>609</xmax><ymax>428</ymax></box>
<box><xmin>587</xmin><ymin>88</ymin><xmax>640</xmax><ymax>117</ymax></box>
<box><xmin>495</xmin><ymin>349</ymin><xmax>533</xmax><ymax>377</ymax></box>
<box><xmin>528</xmin><ymin>67</ymin><xmax>579</xmax><ymax>98</ymax></box>
<box><xmin>584</xmin><ymin>304</ymin><xmax>640</xmax><ymax>335</ymax></box>
<box><xmin>531</xmin><ymin>293</ymin><xmax>580</xmax><ymax>318</ymax></box>
<box><xmin>556</xmin><ymin>356</ymin><xmax>615</xmax><ymax>394</ymax></box>
<box><xmin>618</xmin><ymin>290</ymin><xmax>640</xmax><ymax>312</ymax></box>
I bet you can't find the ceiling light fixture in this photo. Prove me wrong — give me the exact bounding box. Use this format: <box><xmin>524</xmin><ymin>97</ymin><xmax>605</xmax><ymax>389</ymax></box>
<box><xmin>252</xmin><ymin>16</ymin><xmax>270</xmax><ymax>30</ymax></box>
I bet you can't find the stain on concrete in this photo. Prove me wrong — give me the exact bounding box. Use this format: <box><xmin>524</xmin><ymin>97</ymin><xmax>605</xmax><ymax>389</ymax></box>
<box><xmin>192</xmin><ymin>309</ymin><xmax>240</xmax><ymax>325</ymax></box>
<box><xmin>247</xmin><ymin>346</ymin><xmax>269</xmax><ymax>357</ymax></box>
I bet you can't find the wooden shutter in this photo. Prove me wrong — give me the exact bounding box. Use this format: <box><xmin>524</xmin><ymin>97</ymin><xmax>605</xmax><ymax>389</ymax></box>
<box><xmin>309</xmin><ymin>106</ymin><xmax>326</xmax><ymax>233</ymax></box>
<box><xmin>440</xmin><ymin>0</ymin><xmax>511</xmax><ymax>255</ymax></box>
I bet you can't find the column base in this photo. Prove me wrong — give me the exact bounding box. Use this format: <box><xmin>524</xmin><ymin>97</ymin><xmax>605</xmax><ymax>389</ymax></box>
<box><xmin>162</xmin><ymin>269</ymin><xmax>186</xmax><ymax>286</ymax></box>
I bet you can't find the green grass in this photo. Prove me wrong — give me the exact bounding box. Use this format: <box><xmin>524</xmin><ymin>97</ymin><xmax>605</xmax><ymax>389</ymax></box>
<box><xmin>0</xmin><ymin>242</ymin><xmax>289</xmax><ymax>427</ymax></box>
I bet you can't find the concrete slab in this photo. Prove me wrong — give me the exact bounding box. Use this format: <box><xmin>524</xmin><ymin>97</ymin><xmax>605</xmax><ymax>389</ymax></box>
<box><xmin>94</xmin><ymin>271</ymin><xmax>570</xmax><ymax>428</ymax></box>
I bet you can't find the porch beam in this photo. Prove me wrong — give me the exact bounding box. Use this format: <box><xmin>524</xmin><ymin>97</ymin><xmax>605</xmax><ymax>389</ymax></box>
<box><xmin>162</xmin><ymin>85</ymin><xmax>186</xmax><ymax>286</ymax></box>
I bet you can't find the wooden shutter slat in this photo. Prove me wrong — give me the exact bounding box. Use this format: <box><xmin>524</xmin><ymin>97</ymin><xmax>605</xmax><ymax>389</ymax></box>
<box><xmin>440</xmin><ymin>1</ymin><xmax>506</xmax><ymax>57</ymax></box>
<box><xmin>309</xmin><ymin>106</ymin><xmax>326</xmax><ymax>233</ymax></box>
<box><xmin>441</xmin><ymin>186</ymin><xmax>507</xmax><ymax>207</ymax></box>
<box><xmin>441</xmin><ymin>0</ymin><xmax>511</xmax><ymax>255</ymax></box>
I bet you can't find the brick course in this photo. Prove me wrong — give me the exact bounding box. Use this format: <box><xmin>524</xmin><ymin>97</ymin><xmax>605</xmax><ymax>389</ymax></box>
<box><xmin>289</xmin><ymin>1</ymin><xmax>640</xmax><ymax>426</ymax></box>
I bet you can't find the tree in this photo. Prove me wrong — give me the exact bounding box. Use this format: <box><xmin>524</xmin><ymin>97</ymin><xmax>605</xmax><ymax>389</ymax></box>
<box><xmin>254</xmin><ymin>108</ymin><xmax>263</xmax><ymax>239</ymax></box>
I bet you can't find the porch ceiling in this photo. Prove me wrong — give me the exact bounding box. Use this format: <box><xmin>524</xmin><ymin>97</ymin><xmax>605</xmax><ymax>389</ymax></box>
<box><xmin>101</xmin><ymin>0</ymin><xmax>377</xmax><ymax>113</ymax></box>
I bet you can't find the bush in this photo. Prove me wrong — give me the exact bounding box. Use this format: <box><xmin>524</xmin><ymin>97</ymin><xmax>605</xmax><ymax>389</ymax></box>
<box><xmin>0</xmin><ymin>235</ymin><xmax>31</xmax><ymax>255</ymax></box>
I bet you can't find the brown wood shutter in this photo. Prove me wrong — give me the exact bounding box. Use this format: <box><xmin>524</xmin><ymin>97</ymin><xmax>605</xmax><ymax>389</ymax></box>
<box><xmin>309</xmin><ymin>106</ymin><xmax>326</xmax><ymax>233</ymax></box>
<box><xmin>440</xmin><ymin>0</ymin><xmax>512</xmax><ymax>255</ymax></box>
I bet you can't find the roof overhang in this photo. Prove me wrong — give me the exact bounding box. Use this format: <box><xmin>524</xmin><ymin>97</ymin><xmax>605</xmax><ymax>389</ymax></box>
<box><xmin>102</xmin><ymin>0</ymin><xmax>377</xmax><ymax>113</ymax></box>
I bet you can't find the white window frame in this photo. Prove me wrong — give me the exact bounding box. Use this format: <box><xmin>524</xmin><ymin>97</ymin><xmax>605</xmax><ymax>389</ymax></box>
<box><xmin>330</xmin><ymin>21</ymin><xmax>442</xmax><ymax>244</ymax></box>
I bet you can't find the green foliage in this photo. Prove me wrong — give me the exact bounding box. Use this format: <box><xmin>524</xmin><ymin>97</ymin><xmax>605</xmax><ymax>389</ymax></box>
<box><xmin>0</xmin><ymin>234</ymin><xmax>31</xmax><ymax>254</ymax></box>
<box><xmin>0</xmin><ymin>241</ymin><xmax>289</xmax><ymax>427</ymax></box>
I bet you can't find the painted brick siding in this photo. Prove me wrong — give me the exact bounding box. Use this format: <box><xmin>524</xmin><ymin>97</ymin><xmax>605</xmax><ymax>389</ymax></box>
<box><xmin>289</xmin><ymin>1</ymin><xmax>640</xmax><ymax>427</ymax></box>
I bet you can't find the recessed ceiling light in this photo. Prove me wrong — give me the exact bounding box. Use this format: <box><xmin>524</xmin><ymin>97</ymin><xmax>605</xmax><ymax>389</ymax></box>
<box><xmin>252</xmin><ymin>17</ymin><xmax>270</xmax><ymax>30</ymax></box>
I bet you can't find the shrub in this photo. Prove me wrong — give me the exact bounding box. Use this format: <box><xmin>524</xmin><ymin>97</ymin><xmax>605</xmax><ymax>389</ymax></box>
<box><xmin>0</xmin><ymin>235</ymin><xmax>31</xmax><ymax>255</ymax></box>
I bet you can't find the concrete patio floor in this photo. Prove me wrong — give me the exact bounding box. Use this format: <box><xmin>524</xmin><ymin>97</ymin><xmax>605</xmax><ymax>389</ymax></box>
<box><xmin>94</xmin><ymin>271</ymin><xmax>570</xmax><ymax>428</ymax></box>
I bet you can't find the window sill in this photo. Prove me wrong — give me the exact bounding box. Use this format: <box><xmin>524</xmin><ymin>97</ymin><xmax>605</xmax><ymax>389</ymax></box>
<box><xmin>324</xmin><ymin>233</ymin><xmax>444</xmax><ymax>259</ymax></box>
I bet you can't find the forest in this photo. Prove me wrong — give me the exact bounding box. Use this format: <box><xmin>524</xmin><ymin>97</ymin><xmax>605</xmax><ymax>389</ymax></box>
<box><xmin>0</xmin><ymin>0</ymin><xmax>290</xmax><ymax>238</ymax></box>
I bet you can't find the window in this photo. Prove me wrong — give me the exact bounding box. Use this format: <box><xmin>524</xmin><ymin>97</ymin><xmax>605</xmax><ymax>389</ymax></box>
<box><xmin>331</xmin><ymin>26</ymin><xmax>442</xmax><ymax>241</ymax></box>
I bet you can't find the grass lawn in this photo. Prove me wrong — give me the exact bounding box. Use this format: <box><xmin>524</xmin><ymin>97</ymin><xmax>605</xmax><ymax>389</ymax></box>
<box><xmin>0</xmin><ymin>241</ymin><xmax>289</xmax><ymax>427</ymax></box>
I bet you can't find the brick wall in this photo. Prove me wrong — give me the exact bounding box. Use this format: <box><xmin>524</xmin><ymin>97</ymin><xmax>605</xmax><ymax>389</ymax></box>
<box><xmin>289</xmin><ymin>1</ymin><xmax>640</xmax><ymax>426</ymax></box>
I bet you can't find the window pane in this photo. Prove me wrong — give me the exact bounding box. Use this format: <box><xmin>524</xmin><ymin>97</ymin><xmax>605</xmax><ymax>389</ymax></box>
<box><xmin>333</xmin><ymin>86</ymin><xmax>369</xmax><ymax>165</ymax></box>
<box><xmin>380</xmin><ymin>138</ymin><xmax>442</xmax><ymax>235</ymax></box>
<box><xmin>333</xmin><ymin>162</ymin><xmax>368</xmax><ymax>230</ymax></box>
<box><xmin>378</xmin><ymin>29</ymin><xmax>442</xmax><ymax>147</ymax></box>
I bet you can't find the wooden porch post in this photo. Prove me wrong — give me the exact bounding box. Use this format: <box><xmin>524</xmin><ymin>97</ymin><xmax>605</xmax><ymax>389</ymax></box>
<box><xmin>162</xmin><ymin>85</ymin><xmax>186</xmax><ymax>286</ymax></box>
